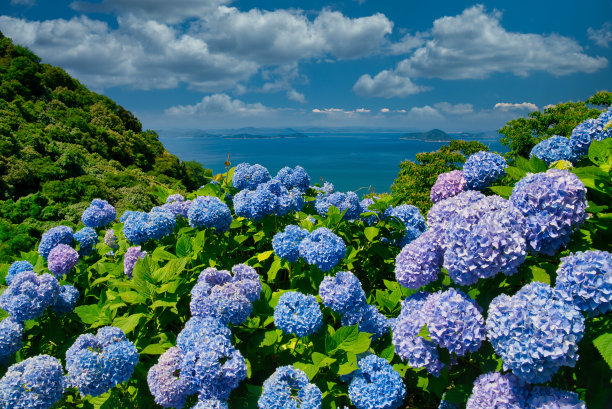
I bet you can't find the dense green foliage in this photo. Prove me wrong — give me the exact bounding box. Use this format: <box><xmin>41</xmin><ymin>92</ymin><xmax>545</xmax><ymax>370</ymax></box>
<box><xmin>0</xmin><ymin>33</ymin><xmax>211</xmax><ymax>261</ymax></box>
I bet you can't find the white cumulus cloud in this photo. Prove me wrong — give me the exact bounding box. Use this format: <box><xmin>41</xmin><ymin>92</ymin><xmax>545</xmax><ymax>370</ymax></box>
<box><xmin>353</xmin><ymin>70</ymin><xmax>430</xmax><ymax>98</ymax></box>
<box><xmin>494</xmin><ymin>102</ymin><xmax>539</xmax><ymax>112</ymax></box>
<box><xmin>165</xmin><ymin>94</ymin><xmax>272</xmax><ymax>116</ymax></box>
<box><xmin>588</xmin><ymin>22</ymin><xmax>612</xmax><ymax>48</ymax></box>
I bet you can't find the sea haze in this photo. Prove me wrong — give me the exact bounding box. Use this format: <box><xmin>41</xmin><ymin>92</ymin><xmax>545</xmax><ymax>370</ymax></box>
<box><xmin>158</xmin><ymin>130</ymin><xmax>504</xmax><ymax>194</ymax></box>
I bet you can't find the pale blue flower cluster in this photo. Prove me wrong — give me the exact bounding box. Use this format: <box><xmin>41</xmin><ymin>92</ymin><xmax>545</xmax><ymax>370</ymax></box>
<box><xmin>347</xmin><ymin>354</ymin><xmax>406</xmax><ymax>409</ymax></box>
<box><xmin>38</xmin><ymin>225</ymin><xmax>73</xmax><ymax>259</ymax></box>
<box><xmin>315</xmin><ymin>191</ymin><xmax>361</xmax><ymax>220</ymax></box>
<box><xmin>275</xmin><ymin>166</ymin><xmax>311</xmax><ymax>191</ymax></box>
<box><xmin>177</xmin><ymin>317</ymin><xmax>232</xmax><ymax>353</ymax></box>
<box><xmin>427</xmin><ymin>190</ymin><xmax>485</xmax><ymax>231</ymax></box>
<box><xmin>123</xmin><ymin>246</ymin><xmax>147</xmax><ymax>278</ymax></box>
<box><xmin>258</xmin><ymin>365</ymin><xmax>322</xmax><ymax>409</ymax></box>
<box><xmin>66</xmin><ymin>326</ymin><xmax>139</xmax><ymax>397</ymax></box>
<box><xmin>272</xmin><ymin>225</ymin><xmax>310</xmax><ymax>262</ymax></box>
<box><xmin>234</xmin><ymin>180</ymin><xmax>304</xmax><ymax>220</ymax></box>
<box><xmin>123</xmin><ymin>210</ymin><xmax>177</xmax><ymax>244</ymax></box>
<box><xmin>81</xmin><ymin>198</ymin><xmax>116</xmax><ymax>228</ymax></box>
<box><xmin>120</xmin><ymin>210</ymin><xmax>139</xmax><ymax>223</ymax></box>
<box><xmin>6</xmin><ymin>260</ymin><xmax>34</xmax><ymax>285</ymax></box>
<box><xmin>570</xmin><ymin>113</ymin><xmax>610</xmax><ymax>157</ymax></box>
<box><xmin>395</xmin><ymin>229</ymin><xmax>444</xmax><ymax>290</ymax></box>
<box><xmin>0</xmin><ymin>354</ymin><xmax>64</xmax><ymax>409</ymax></box>
<box><xmin>74</xmin><ymin>227</ymin><xmax>98</xmax><ymax>255</ymax></box>
<box><xmin>188</xmin><ymin>196</ymin><xmax>232</xmax><ymax>231</ymax></box>
<box><xmin>530</xmin><ymin>135</ymin><xmax>577</xmax><ymax>165</ymax></box>
<box><xmin>526</xmin><ymin>386</ymin><xmax>586</xmax><ymax>409</ymax></box>
<box><xmin>298</xmin><ymin>227</ymin><xmax>346</xmax><ymax>271</ymax></box>
<box><xmin>0</xmin><ymin>271</ymin><xmax>60</xmax><ymax>323</ymax></box>
<box><xmin>232</xmin><ymin>163</ymin><xmax>271</xmax><ymax>190</ymax></box>
<box><xmin>384</xmin><ymin>204</ymin><xmax>427</xmax><ymax>246</ymax></box>
<box><xmin>486</xmin><ymin>282</ymin><xmax>584</xmax><ymax>383</ymax></box>
<box><xmin>0</xmin><ymin>318</ymin><xmax>23</xmax><ymax>365</ymax></box>
<box><xmin>555</xmin><ymin>250</ymin><xmax>612</xmax><ymax>315</ymax></box>
<box><xmin>53</xmin><ymin>285</ymin><xmax>79</xmax><ymax>314</ymax></box>
<box><xmin>161</xmin><ymin>194</ymin><xmax>192</xmax><ymax>218</ymax></box>
<box><xmin>466</xmin><ymin>372</ymin><xmax>527</xmax><ymax>409</ymax></box>
<box><xmin>274</xmin><ymin>291</ymin><xmax>322</xmax><ymax>337</ymax></box>
<box><xmin>47</xmin><ymin>243</ymin><xmax>79</xmax><ymax>277</ymax></box>
<box><xmin>510</xmin><ymin>169</ymin><xmax>587</xmax><ymax>256</ymax></box>
<box><xmin>430</xmin><ymin>170</ymin><xmax>467</xmax><ymax>203</ymax></box>
<box><xmin>462</xmin><ymin>151</ymin><xmax>507</xmax><ymax>190</ymax></box>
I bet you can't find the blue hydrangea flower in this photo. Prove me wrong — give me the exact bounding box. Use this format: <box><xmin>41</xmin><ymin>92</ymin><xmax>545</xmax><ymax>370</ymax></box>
<box><xmin>530</xmin><ymin>135</ymin><xmax>577</xmax><ymax>165</ymax></box>
<box><xmin>47</xmin><ymin>243</ymin><xmax>79</xmax><ymax>278</ymax></box>
<box><xmin>194</xmin><ymin>399</ymin><xmax>229</xmax><ymax>409</ymax></box>
<box><xmin>315</xmin><ymin>191</ymin><xmax>361</xmax><ymax>220</ymax></box>
<box><xmin>0</xmin><ymin>271</ymin><xmax>60</xmax><ymax>323</ymax></box>
<box><xmin>177</xmin><ymin>317</ymin><xmax>231</xmax><ymax>353</ymax></box>
<box><xmin>188</xmin><ymin>196</ymin><xmax>232</xmax><ymax>232</ymax></box>
<box><xmin>38</xmin><ymin>225</ymin><xmax>73</xmax><ymax>259</ymax></box>
<box><xmin>234</xmin><ymin>179</ymin><xmax>303</xmax><ymax>220</ymax></box>
<box><xmin>486</xmin><ymin>282</ymin><xmax>585</xmax><ymax>383</ymax></box>
<box><xmin>123</xmin><ymin>210</ymin><xmax>177</xmax><ymax>244</ymax></box>
<box><xmin>0</xmin><ymin>354</ymin><xmax>64</xmax><ymax>409</ymax></box>
<box><xmin>147</xmin><ymin>347</ymin><xmax>195</xmax><ymax>408</ymax></box>
<box><xmin>81</xmin><ymin>198</ymin><xmax>116</xmax><ymax>228</ymax></box>
<box><xmin>463</xmin><ymin>151</ymin><xmax>507</xmax><ymax>190</ymax></box>
<box><xmin>123</xmin><ymin>246</ymin><xmax>147</xmax><ymax>278</ymax></box>
<box><xmin>312</xmin><ymin>182</ymin><xmax>335</xmax><ymax>195</ymax></box>
<box><xmin>555</xmin><ymin>250</ymin><xmax>612</xmax><ymax>315</ymax></box>
<box><xmin>6</xmin><ymin>261</ymin><xmax>34</xmax><ymax>286</ymax></box>
<box><xmin>526</xmin><ymin>386</ymin><xmax>586</xmax><ymax>409</ymax></box>
<box><xmin>273</xmin><ymin>225</ymin><xmax>310</xmax><ymax>262</ymax></box>
<box><xmin>104</xmin><ymin>229</ymin><xmax>117</xmax><ymax>249</ymax></box>
<box><xmin>510</xmin><ymin>169</ymin><xmax>587</xmax><ymax>256</ymax></box>
<box><xmin>359</xmin><ymin>197</ymin><xmax>381</xmax><ymax>225</ymax></box>
<box><xmin>0</xmin><ymin>318</ymin><xmax>23</xmax><ymax>365</ymax></box>
<box><xmin>298</xmin><ymin>227</ymin><xmax>346</xmax><ymax>272</ymax></box>
<box><xmin>342</xmin><ymin>304</ymin><xmax>390</xmax><ymax>340</ymax></box>
<box><xmin>430</xmin><ymin>170</ymin><xmax>467</xmax><ymax>203</ymax></box>
<box><xmin>258</xmin><ymin>365</ymin><xmax>322</xmax><ymax>409</ymax></box>
<box><xmin>74</xmin><ymin>227</ymin><xmax>98</xmax><ymax>256</ymax></box>
<box><xmin>162</xmin><ymin>194</ymin><xmax>192</xmax><ymax>218</ymax></box>
<box><xmin>466</xmin><ymin>372</ymin><xmax>527</xmax><ymax>409</ymax></box>
<box><xmin>570</xmin><ymin>118</ymin><xmax>607</xmax><ymax>158</ymax></box>
<box><xmin>275</xmin><ymin>166</ymin><xmax>311</xmax><ymax>191</ymax></box>
<box><xmin>319</xmin><ymin>270</ymin><xmax>366</xmax><ymax>314</ymax></box>
<box><xmin>395</xmin><ymin>228</ymin><xmax>444</xmax><ymax>290</ymax></box>
<box><xmin>53</xmin><ymin>285</ymin><xmax>79</xmax><ymax>314</ymax></box>
<box><xmin>232</xmin><ymin>163</ymin><xmax>271</xmax><ymax>190</ymax></box>
<box><xmin>66</xmin><ymin>326</ymin><xmax>139</xmax><ymax>397</ymax></box>
<box><xmin>427</xmin><ymin>190</ymin><xmax>486</xmax><ymax>232</ymax></box>
<box><xmin>274</xmin><ymin>291</ymin><xmax>322</xmax><ymax>337</ymax></box>
<box><xmin>120</xmin><ymin>210</ymin><xmax>139</xmax><ymax>223</ymax></box>
<box><xmin>384</xmin><ymin>204</ymin><xmax>427</xmax><ymax>246</ymax></box>
<box><xmin>439</xmin><ymin>399</ymin><xmax>460</xmax><ymax>409</ymax></box>
<box><xmin>230</xmin><ymin>264</ymin><xmax>262</xmax><ymax>303</ymax></box>
<box><xmin>348</xmin><ymin>354</ymin><xmax>406</xmax><ymax>409</ymax></box>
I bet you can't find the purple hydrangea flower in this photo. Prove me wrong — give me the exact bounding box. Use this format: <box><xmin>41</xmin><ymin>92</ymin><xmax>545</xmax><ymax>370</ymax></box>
<box><xmin>530</xmin><ymin>135</ymin><xmax>577</xmax><ymax>165</ymax></box>
<box><xmin>526</xmin><ymin>386</ymin><xmax>586</xmax><ymax>409</ymax></box>
<box><xmin>319</xmin><ymin>271</ymin><xmax>366</xmax><ymax>314</ymax></box>
<box><xmin>81</xmin><ymin>198</ymin><xmax>116</xmax><ymax>228</ymax></box>
<box><xmin>188</xmin><ymin>196</ymin><xmax>232</xmax><ymax>232</ymax></box>
<box><xmin>74</xmin><ymin>227</ymin><xmax>98</xmax><ymax>256</ymax></box>
<box><xmin>0</xmin><ymin>271</ymin><xmax>60</xmax><ymax>323</ymax></box>
<box><xmin>315</xmin><ymin>191</ymin><xmax>361</xmax><ymax>220</ymax></box>
<box><xmin>47</xmin><ymin>244</ymin><xmax>79</xmax><ymax>277</ymax></box>
<box><xmin>274</xmin><ymin>291</ymin><xmax>322</xmax><ymax>337</ymax></box>
<box><xmin>272</xmin><ymin>225</ymin><xmax>310</xmax><ymax>262</ymax></box>
<box><xmin>348</xmin><ymin>355</ymin><xmax>406</xmax><ymax>409</ymax></box>
<box><xmin>430</xmin><ymin>170</ymin><xmax>467</xmax><ymax>203</ymax></box>
<box><xmin>147</xmin><ymin>347</ymin><xmax>195</xmax><ymax>408</ymax></box>
<box><xmin>0</xmin><ymin>318</ymin><xmax>23</xmax><ymax>365</ymax></box>
<box><xmin>466</xmin><ymin>372</ymin><xmax>527</xmax><ymax>409</ymax></box>
<box><xmin>6</xmin><ymin>260</ymin><xmax>34</xmax><ymax>286</ymax></box>
<box><xmin>38</xmin><ymin>225</ymin><xmax>73</xmax><ymax>259</ymax></box>
<box><xmin>53</xmin><ymin>284</ymin><xmax>79</xmax><ymax>314</ymax></box>
<box><xmin>258</xmin><ymin>366</ymin><xmax>322</xmax><ymax>409</ymax></box>
<box><xmin>298</xmin><ymin>227</ymin><xmax>346</xmax><ymax>272</ymax></box>
<box><xmin>275</xmin><ymin>166</ymin><xmax>311</xmax><ymax>191</ymax></box>
<box><xmin>162</xmin><ymin>194</ymin><xmax>192</xmax><ymax>218</ymax></box>
<box><xmin>230</xmin><ymin>264</ymin><xmax>262</xmax><ymax>303</ymax></box>
<box><xmin>462</xmin><ymin>151</ymin><xmax>507</xmax><ymax>190</ymax></box>
<box><xmin>232</xmin><ymin>163</ymin><xmax>271</xmax><ymax>190</ymax></box>
<box><xmin>427</xmin><ymin>190</ymin><xmax>486</xmax><ymax>232</ymax></box>
<box><xmin>124</xmin><ymin>246</ymin><xmax>147</xmax><ymax>278</ymax></box>
<box><xmin>395</xmin><ymin>228</ymin><xmax>445</xmax><ymax>290</ymax></box>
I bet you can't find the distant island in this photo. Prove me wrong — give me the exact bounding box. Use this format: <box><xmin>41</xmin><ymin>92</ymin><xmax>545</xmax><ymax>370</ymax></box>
<box><xmin>223</xmin><ymin>132</ymin><xmax>308</xmax><ymax>139</ymax></box>
<box><xmin>401</xmin><ymin>129</ymin><xmax>452</xmax><ymax>142</ymax></box>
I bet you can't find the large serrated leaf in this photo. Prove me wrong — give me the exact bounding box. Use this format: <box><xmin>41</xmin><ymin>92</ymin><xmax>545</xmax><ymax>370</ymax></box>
<box><xmin>594</xmin><ymin>333</ymin><xmax>612</xmax><ymax>370</ymax></box>
<box><xmin>74</xmin><ymin>304</ymin><xmax>102</xmax><ymax>325</ymax></box>
<box><xmin>113</xmin><ymin>313</ymin><xmax>146</xmax><ymax>334</ymax></box>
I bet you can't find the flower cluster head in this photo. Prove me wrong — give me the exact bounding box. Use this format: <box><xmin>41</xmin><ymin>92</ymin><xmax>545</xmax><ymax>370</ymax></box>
<box><xmin>272</xmin><ymin>225</ymin><xmax>310</xmax><ymax>262</ymax></box>
<box><xmin>384</xmin><ymin>204</ymin><xmax>427</xmax><ymax>246</ymax></box>
<box><xmin>274</xmin><ymin>291</ymin><xmax>322</xmax><ymax>337</ymax></box>
<box><xmin>342</xmin><ymin>304</ymin><xmax>390</xmax><ymax>340</ymax></box>
<box><xmin>315</xmin><ymin>191</ymin><xmax>361</xmax><ymax>220</ymax></box>
<box><xmin>348</xmin><ymin>354</ymin><xmax>406</xmax><ymax>409</ymax></box>
<box><xmin>526</xmin><ymin>386</ymin><xmax>586</xmax><ymax>409</ymax></box>
<box><xmin>47</xmin><ymin>244</ymin><xmax>79</xmax><ymax>277</ymax></box>
<box><xmin>312</xmin><ymin>181</ymin><xmax>335</xmax><ymax>195</ymax></box>
<box><xmin>123</xmin><ymin>210</ymin><xmax>176</xmax><ymax>244</ymax></box>
<box><xmin>443</xmin><ymin>196</ymin><xmax>527</xmax><ymax>285</ymax></box>
<box><xmin>190</xmin><ymin>265</ymin><xmax>261</xmax><ymax>325</ymax></box>
<box><xmin>147</xmin><ymin>346</ymin><xmax>194</xmax><ymax>408</ymax></box>
<box><xmin>53</xmin><ymin>285</ymin><xmax>79</xmax><ymax>314</ymax></box>
<box><xmin>298</xmin><ymin>227</ymin><xmax>346</xmax><ymax>272</ymax></box>
<box><xmin>319</xmin><ymin>271</ymin><xmax>366</xmax><ymax>314</ymax></box>
<box><xmin>570</xmin><ymin>116</ymin><xmax>609</xmax><ymax>158</ymax></box>
<box><xmin>188</xmin><ymin>196</ymin><xmax>232</xmax><ymax>232</ymax></box>
<box><xmin>81</xmin><ymin>198</ymin><xmax>116</xmax><ymax>228</ymax></box>
<box><xmin>232</xmin><ymin>163</ymin><xmax>271</xmax><ymax>190</ymax></box>
<box><xmin>66</xmin><ymin>326</ymin><xmax>139</xmax><ymax>397</ymax></box>
<box><xmin>555</xmin><ymin>250</ymin><xmax>612</xmax><ymax>315</ymax></box>
<box><xmin>395</xmin><ymin>228</ymin><xmax>445</xmax><ymax>290</ymax></box>
<box><xmin>275</xmin><ymin>166</ymin><xmax>311</xmax><ymax>191</ymax></box>
<box><xmin>104</xmin><ymin>229</ymin><xmax>118</xmax><ymax>249</ymax></box>
<box><xmin>0</xmin><ymin>318</ymin><xmax>23</xmax><ymax>365</ymax></box>
<box><xmin>0</xmin><ymin>354</ymin><xmax>64</xmax><ymax>409</ymax></box>
<box><xmin>74</xmin><ymin>227</ymin><xmax>98</xmax><ymax>256</ymax></box>
<box><xmin>258</xmin><ymin>365</ymin><xmax>322</xmax><ymax>409</ymax></box>
<box><xmin>123</xmin><ymin>246</ymin><xmax>147</xmax><ymax>278</ymax></box>
<box><xmin>359</xmin><ymin>197</ymin><xmax>381</xmax><ymax>225</ymax></box>
<box><xmin>0</xmin><ymin>271</ymin><xmax>60</xmax><ymax>323</ymax></box>
<box><xmin>234</xmin><ymin>180</ymin><xmax>304</xmax><ymax>220</ymax></box>
<box><xmin>486</xmin><ymin>282</ymin><xmax>584</xmax><ymax>383</ymax></box>
<box><xmin>510</xmin><ymin>169</ymin><xmax>587</xmax><ymax>256</ymax></box>
<box><xmin>462</xmin><ymin>151</ymin><xmax>507</xmax><ymax>190</ymax></box>
<box><xmin>177</xmin><ymin>317</ymin><xmax>232</xmax><ymax>353</ymax></box>
<box><xmin>38</xmin><ymin>225</ymin><xmax>73</xmax><ymax>259</ymax></box>
<box><xmin>530</xmin><ymin>135</ymin><xmax>577</xmax><ymax>165</ymax></box>
<box><xmin>6</xmin><ymin>260</ymin><xmax>34</xmax><ymax>286</ymax></box>
<box><xmin>466</xmin><ymin>372</ymin><xmax>527</xmax><ymax>409</ymax></box>
<box><xmin>427</xmin><ymin>190</ymin><xmax>486</xmax><ymax>232</ymax></box>
<box><xmin>161</xmin><ymin>194</ymin><xmax>192</xmax><ymax>218</ymax></box>
<box><xmin>194</xmin><ymin>399</ymin><xmax>229</xmax><ymax>409</ymax></box>
<box><xmin>430</xmin><ymin>170</ymin><xmax>467</xmax><ymax>203</ymax></box>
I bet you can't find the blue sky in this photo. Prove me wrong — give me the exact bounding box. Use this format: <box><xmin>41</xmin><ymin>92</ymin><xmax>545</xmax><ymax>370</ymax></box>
<box><xmin>1</xmin><ymin>0</ymin><xmax>611</xmax><ymax>131</ymax></box>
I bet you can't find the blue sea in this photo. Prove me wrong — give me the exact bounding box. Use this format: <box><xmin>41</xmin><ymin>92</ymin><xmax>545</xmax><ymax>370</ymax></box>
<box><xmin>159</xmin><ymin>133</ymin><xmax>504</xmax><ymax>193</ymax></box>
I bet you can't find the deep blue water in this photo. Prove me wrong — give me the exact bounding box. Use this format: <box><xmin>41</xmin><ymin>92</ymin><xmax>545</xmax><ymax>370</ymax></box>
<box><xmin>159</xmin><ymin>133</ymin><xmax>504</xmax><ymax>193</ymax></box>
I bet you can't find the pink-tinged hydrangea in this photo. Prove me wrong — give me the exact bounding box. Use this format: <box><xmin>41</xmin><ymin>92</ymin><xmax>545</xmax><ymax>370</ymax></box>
<box><xmin>298</xmin><ymin>227</ymin><xmax>346</xmax><ymax>272</ymax></box>
<box><xmin>81</xmin><ymin>198</ymin><xmax>116</xmax><ymax>228</ymax></box>
<box><xmin>232</xmin><ymin>163</ymin><xmax>271</xmax><ymax>190</ymax></box>
<box><xmin>348</xmin><ymin>354</ymin><xmax>406</xmax><ymax>409</ymax></box>
<box><xmin>274</xmin><ymin>291</ymin><xmax>322</xmax><ymax>337</ymax></box>
<box><xmin>0</xmin><ymin>271</ymin><xmax>60</xmax><ymax>323</ymax></box>
<box><xmin>0</xmin><ymin>318</ymin><xmax>23</xmax><ymax>365</ymax></box>
<box><xmin>319</xmin><ymin>271</ymin><xmax>366</xmax><ymax>314</ymax></box>
<box><xmin>462</xmin><ymin>151</ymin><xmax>507</xmax><ymax>190</ymax></box>
<box><xmin>430</xmin><ymin>170</ymin><xmax>467</xmax><ymax>203</ymax></box>
<box><xmin>188</xmin><ymin>196</ymin><xmax>232</xmax><ymax>231</ymax></box>
<box><xmin>555</xmin><ymin>250</ymin><xmax>612</xmax><ymax>315</ymax></box>
<box><xmin>47</xmin><ymin>244</ymin><xmax>79</xmax><ymax>277</ymax></box>
<box><xmin>6</xmin><ymin>260</ymin><xmax>34</xmax><ymax>286</ymax></box>
<box><xmin>258</xmin><ymin>366</ymin><xmax>322</xmax><ymax>409</ymax></box>
<box><xmin>427</xmin><ymin>190</ymin><xmax>486</xmax><ymax>232</ymax></box>
<box><xmin>272</xmin><ymin>225</ymin><xmax>310</xmax><ymax>262</ymax></box>
<box><xmin>530</xmin><ymin>135</ymin><xmax>578</xmax><ymax>165</ymax></box>
<box><xmin>526</xmin><ymin>386</ymin><xmax>586</xmax><ymax>409</ymax></box>
<box><xmin>395</xmin><ymin>228</ymin><xmax>445</xmax><ymax>290</ymax></box>
<box><xmin>510</xmin><ymin>169</ymin><xmax>587</xmax><ymax>256</ymax></box>
<box><xmin>466</xmin><ymin>372</ymin><xmax>528</xmax><ymax>409</ymax></box>
<box><xmin>486</xmin><ymin>282</ymin><xmax>584</xmax><ymax>384</ymax></box>
<box><xmin>275</xmin><ymin>166</ymin><xmax>311</xmax><ymax>191</ymax></box>
<box><xmin>123</xmin><ymin>246</ymin><xmax>147</xmax><ymax>278</ymax></box>
<box><xmin>147</xmin><ymin>347</ymin><xmax>195</xmax><ymax>408</ymax></box>
<box><xmin>38</xmin><ymin>225</ymin><xmax>73</xmax><ymax>259</ymax></box>
<box><xmin>315</xmin><ymin>191</ymin><xmax>362</xmax><ymax>220</ymax></box>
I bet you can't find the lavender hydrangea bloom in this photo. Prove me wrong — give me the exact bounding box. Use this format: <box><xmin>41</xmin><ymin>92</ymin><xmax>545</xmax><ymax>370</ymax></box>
<box><xmin>81</xmin><ymin>198</ymin><xmax>116</xmax><ymax>228</ymax></box>
<box><xmin>530</xmin><ymin>135</ymin><xmax>577</xmax><ymax>165</ymax></box>
<box><xmin>162</xmin><ymin>194</ymin><xmax>192</xmax><ymax>218</ymax></box>
<box><xmin>274</xmin><ymin>291</ymin><xmax>322</xmax><ymax>337</ymax></box>
<box><xmin>526</xmin><ymin>386</ymin><xmax>586</xmax><ymax>409</ymax></box>
<box><xmin>348</xmin><ymin>355</ymin><xmax>406</xmax><ymax>409</ymax></box>
<box><xmin>74</xmin><ymin>227</ymin><xmax>98</xmax><ymax>256</ymax></box>
<box><xmin>510</xmin><ymin>169</ymin><xmax>587</xmax><ymax>256</ymax></box>
<box><xmin>177</xmin><ymin>317</ymin><xmax>231</xmax><ymax>352</ymax></box>
<box><xmin>570</xmin><ymin>118</ymin><xmax>606</xmax><ymax>157</ymax></box>
<box><xmin>232</xmin><ymin>163</ymin><xmax>271</xmax><ymax>190</ymax></box>
<box><xmin>385</xmin><ymin>204</ymin><xmax>427</xmax><ymax>246</ymax></box>
<box><xmin>486</xmin><ymin>282</ymin><xmax>585</xmax><ymax>383</ymax></box>
<box><xmin>47</xmin><ymin>244</ymin><xmax>79</xmax><ymax>277</ymax></box>
<box><xmin>0</xmin><ymin>354</ymin><xmax>64</xmax><ymax>409</ymax></box>
<box><xmin>188</xmin><ymin>196</ymin><xmax>232</xmax><ymax>232</ymax></box>
<box><xmin>53</xmin><ymin>285</ymin><xmax>79</xmax><ymax>314</ymax></box>
<box><xmin>104</xmin><ymin>229</ymin><xmax>117</xmax><ymax>249</ymax></box>
<box><xmin>430</xmin><ymin>170</ymin><xmax>467</xmax><ymax>203</ymax></box>
<box><xmin>0</xmin><ymin>271</ymin><xmax>60</xmax><ymax>323</ymax></box>
<box><xmin>0</xmin><ymin>318</ymin><xmax>23</xmax><ymax>365</ymax></box>
<box><xmin>427</xmin><ymin>190</ymin><xmax>486</xmax><ymax>232</ymax></box>
<box><xmin>38</xmin><ymin>225</ymin><xmax>73</xmax><ymax>259</ymax></box>
<box><xmin>272</xmin><ymin>225</ymin><xmax>310</xmax><ymax>262</ymax></box>
<box><xmin>395</xmin><ymin>229</ymin><xmax>444</xmax><ymax>290</ymax></box>
<box><xmin>124</xmin><ymin>246</ymin><xmax>146</xmax><ymax>278</ymax></box>
<box><xmin>463</xmin><ymin>151</ymin><xmax>507</xmax><ymax>190</ymax></box>
<box><xmin>66</xmin><ymin>326</ymin><xmax>139</xmax><ymax>397</ymax></box>
<box><xmin>466</xmin><ymin>372</ymin><xmax>528</xmax><ymax>409</ymax></box>
<box><xmin>258</xmin><ymin>366</ymin><xmax>322</xmax><ymax>409</ymax></box>
<box><xmin>315</xmin><ymin>191</ymin><xmax>361</xmax><ymax>220</ymax></box>
<box><xmin>123</xmin><ymin>210</ymin><xmax>177</xmax><ymax>244</ymax></box>
<box><xmin>148</xmin><ymin>347</ymin><xmax>194</xmax><ymax>408</ymax></box>
<box><xmin>275</xmin><ymin>166</ymin><xmax>311</xmax><ymax>191</ymax></box>
<box><xmin>555</xmin><ymin>250</ymin><xmax>612</xmax><ymax>315</ymax></box>
<box><xmin>6</xmin><ymin>260</ymin><xmax>34</xmax><ymax>286</ymax></box>
<box><xmin>319</xmin><ymin>271</ymin><xmax>366</xmax><ymax>314</ymax></box>
<box><xmin>298</xmin><ymin>227</ymin><xmax>346</xmax><ymax>272</ymax></box>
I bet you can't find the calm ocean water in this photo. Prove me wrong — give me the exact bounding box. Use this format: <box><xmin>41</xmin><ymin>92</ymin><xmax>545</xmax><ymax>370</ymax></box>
<box><xmin>159</xmin><ymin>133</ymin><xmax>504</xmax><ymax>194</ymax></box>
